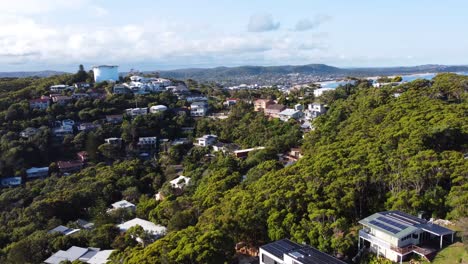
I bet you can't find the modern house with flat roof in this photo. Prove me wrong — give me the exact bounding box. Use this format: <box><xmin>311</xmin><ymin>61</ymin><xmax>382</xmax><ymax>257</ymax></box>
<box><xmin>260</xmin><ymin>239</ymin><xmax>346</xmax><ymax>264</ymax></box>
<box><xmin>358</xmin><ymin>211</ymin><xmax>455</xmax><ymax>263</ymax></box>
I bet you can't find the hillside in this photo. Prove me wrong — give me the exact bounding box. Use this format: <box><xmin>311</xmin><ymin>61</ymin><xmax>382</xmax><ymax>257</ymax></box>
<box><xmin>0</xmin><ymin>71</ymin><xmax>66</xmax><ymax>78</ymax></box>
<box><xmin>158</xmin><ymin>64</ymin><xmax>468</xmax><ymax>81</ymax></box>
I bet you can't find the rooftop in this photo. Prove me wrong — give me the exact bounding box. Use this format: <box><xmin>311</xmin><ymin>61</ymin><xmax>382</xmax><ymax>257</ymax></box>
<box><xmin>111</xmin><ymin>200</ymin><xmax>135</xmax><ymax>209</ymax></box>
<box><xmin>279</xmin><ymin>108</ymin><xmax>300</xmax><ymax>116</ymax></box>
<box><xmin>266</xmin><ymin>104</ymin><xmax>286</xmax><ymax>110</ymax></box>
<box><xmin>118</xmin><ymin>218</ymin><xmax>166</xmax><ymax>236</ymax></box>
<box><xmin>44</xmin><ymin>246</ymin><xmax>100</xmax><ymax>264</ymax></box>
<box><xmin>359</xmin><ymin>211</ymin><xmax>455</xmax><ymax>239</ymax></box>
<box><xmin>261</xmin><ymin>239</ymin><xmax>346</xmax><ymax>264</ymax></box>
<box><xmin>48</xmin><ymin>225</ymin><xmax>81</xmax><ymax>236</ymax></box>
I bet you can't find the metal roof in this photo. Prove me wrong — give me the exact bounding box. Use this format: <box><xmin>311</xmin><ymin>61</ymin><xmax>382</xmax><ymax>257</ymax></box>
<box><xmin>260</xmin><ymin>239</ymin><xmax>347</xmax><ymax>264</ymax></box>
<box><xmin>359</xmin><ymin>211</ymin><xmax>454</xmax><ymax>238</ymax></box>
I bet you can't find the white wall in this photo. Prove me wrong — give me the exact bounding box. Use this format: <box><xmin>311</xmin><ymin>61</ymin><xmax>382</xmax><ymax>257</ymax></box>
<box><xmin>93</xmin><ymin>66</ymin><xmax>119</xmax><ymax>83</ymax></box>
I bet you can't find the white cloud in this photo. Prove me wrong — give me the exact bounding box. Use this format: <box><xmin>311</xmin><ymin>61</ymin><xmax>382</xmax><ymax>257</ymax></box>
<box><xmin>0</xmin><ymin>11</ymin><xmax>334</xmax><ymax>69</ymax></box>
<box><xmin>295</xmin><ymin>15</ymin><xmax>331</xmax><ymax>31</ymax></box>
<box><xmin>247</xmin><ymin>14</ymin><xmax>280</xmax><ymax>32</ymax></box>
<box><xmin>2</xmin><ymin>0</ymin><xmax>89</xmax><ymax>14</ymax></box>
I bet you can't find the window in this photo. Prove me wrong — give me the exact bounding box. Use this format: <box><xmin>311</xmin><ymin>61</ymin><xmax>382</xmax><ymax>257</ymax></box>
<box><xmin>261</xmin><ymin>254</ymin><xmax>278</xmax><ymax>264</ymax></box>
<box><xmin>412</xmin><ymin>233</ymin><xmax>419</xmax><ymax>239</ymax></box>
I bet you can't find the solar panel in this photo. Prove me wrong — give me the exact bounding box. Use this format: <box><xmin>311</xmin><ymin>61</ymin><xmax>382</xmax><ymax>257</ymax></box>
<box><xmin>369</xmin><ymin>220</ymin><xmax>400</xmax><ymax>234</ymax></box>
<box><xmin>387</xmin><ymin>212</ymin><xmax>425</xmax><ymax>224</ymax></box>
<box><xmin>261</xmin><ymin>239</ymin><xmax>300</xmax><ymax>258</ymax></box>
<box><xmin>377</xmin><ymin>216</ymin><xmax>408</xmax><ymax>230</ymax></box>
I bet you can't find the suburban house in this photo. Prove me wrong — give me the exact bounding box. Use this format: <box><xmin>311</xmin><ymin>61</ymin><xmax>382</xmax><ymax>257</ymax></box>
<box><xmin>233</xmin><ymin>147</ymin><xmax>266</xmax><ymax>159</ymax></box>
<box><xmin>74</xmin><ymin>82</ymin><xmax>91</xmax><ymax>89</ymax></box>
<box><xmin>113</xmin><ymin>84</ymin><xmax>131</xmax><ymax>94</ymax></box>
<box><xmin>105</xmin><ymin>137</ymin><xmax>122</xmax><ymax>146</ymax></box>
<box><xmin>137</xmin><ymin>137</ymin><xmax>157</xmax><ymax>150</ymax></box>
<box><xmin>51</xmin><ymin>95</ymin><xmax>73</xmax><ymax>105</ymax></box>
<box><xmin>265</xmin><ymin>104</ymin><xmax>286</xmax><ymax>118</ymax></box>
<box><xmin>212</xmin><ymin>142</ymin><xmax>240</xmax><ymax>153</ymax></box>
<box><xmin>0</xmin><ymin>177</ymin><xmax>22</xmax><ymax>187</ymax></box>
<box><xmin>185</xmin><ymin>95</ymin><xmax>208</xmax><ymax>103</ymax></box>
<box><xmin>278</xmin><ymin>108</ymin><xmax>302</xmax><ymax>122</ymax></box>
<box><xmin>149</xmin><ymin>105</ymin><xmax>168</xmax><ymax>114</ymax></box>
<box><xmin>49</xmin><ymin>84</ymin><xmax>74</xmax><ymax>93</ymax></box>
<box><xmin>259</xmin><ymin>239</ymin><xmax>346</xmax><ymax>264</ymax></box>
<box><xmin>170</xmin><ymin>175</ymin><xmax>191</xmax><ymax>189</ymax></box>
<box><xmin>48</xmin><ymin>225</ymin><xmax>81</xmax><ymax>236</ymax></box>
<box><xmin>44</xmin><ymin>246</ymin><xmax>113</xmax><ymax>264</ymax></box>
<box><xmin>29</xmin><ymin>98</ymin><xmax>50</xmax><ymax>110</ymax></box>
<box><xmin>72</xmin><ymin>93</ymin><xmax>90</xmax><ymax>100</ymax></box>
<box><xmin>109</xmin><ymin>200</ymin><xmax>136</xmax><ymax>212</ymax></box>
<box><xmin>314</xmin><ymin>88</ymin><xmax>334</xmax><ymax>97</ymax></box>
<box><xmin>26</xmin><ymin>167</ymin><xmax>49</xmax><ymax>179</ymax></box>
<box><xmin>190</xmin><ymin>101</ymin><xmax>209</xmax><ymax>117</ymax></box>
<box><xmin>358</xmin><ymin>211</ymin><xmax>455</xmax><ymax>263</ymax></box>
<box><xmin>105</xmin><ymin>114</ymin><xmax>123</xmax><ymax>124</ymax></box>
<box><xmin>76</xmin><ymin>219</ymin><xmax>95</xmax><ymax>230</ymax></box>
<box><xmin>77</xmin><ymin>151</ymin><xmax>89</xmax><ymax>162</ymax></box>
<box><xmin>196</xmin><ymin>134</ymin><xmax>218</xmax><ymax>147</ymax></box>
<box><xmin>279</xmin><ymin>148</ymin><xmax>303</xmax><ymax>165</ymax></box>
<box><xmin>223</xmin><ymin>98</ymin><xmax>238</xmax><ymax>107</ymax></box>
<box><xmin>86</xmin><ymin>250</ymin><xmax>114</xmax><ymax>264</ymax></box>
<box><xmin>305</xmin><ymin>103</ymin><xmax>327</xmax><ymax>120</ymax></box>
<box><xmin>52</xmin><ymin>125</ymin><xmax>74</xmax><ymax>137</ymax></box>
<box><xmin>125</xmin><ymin>107</ymin><xmax>148</xmax><ymax>117</ymax></box>
<box><xmin>118</xmin><ymin>218</ymin><xmax>167</xmax><ymax>238</ymax></box>
<box><xmin>20</xmin><ymin>127</ymin><xmax>40</xmax><ymax>138</ymax></box>
<box><xmin>254</xmin><ymin>99</ymin><xmax>274</xmax><ymax>112</ymax></box>
<box><xmin>78</xmin><ymin>123</ymin><xmax>101</xmax><ymax>131</ymax></box>
<box><xmin>57</xmin><ymin>160</ymin><xmax>84</xmax><ymax>174</ymax></box>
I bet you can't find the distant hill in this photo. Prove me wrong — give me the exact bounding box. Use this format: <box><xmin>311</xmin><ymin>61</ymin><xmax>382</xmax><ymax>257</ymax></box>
<box><xmin>0</xmin><ymin>71</ymin><xmax>67</xmax><ymax>78</ymax></box>
<box><xmin>158</xmin><ymin>64</ymin><xmax>468</xmax><ymax>81</ymax></box>
<box><xmin>158</xmin><ymin>64</ymin><xmax>343</xmax><ymax>79</ymax></box>
<box><xmin>2</xmin><ymin>64</ymin><xmax>468</xmax><ymax>81</ymax></box>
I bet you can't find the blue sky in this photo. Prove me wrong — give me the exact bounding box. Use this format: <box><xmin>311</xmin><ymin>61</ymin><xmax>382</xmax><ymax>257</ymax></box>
<box><xmin>1</xmin><ymin>0</ymin><xmax>467</xmax><ymax>72</ymax></box>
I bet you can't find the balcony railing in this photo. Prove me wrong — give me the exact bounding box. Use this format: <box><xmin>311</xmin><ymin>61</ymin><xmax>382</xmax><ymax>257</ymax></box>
<box><xmin>360</xmin><ymin>230</ymin><xmax>430</xmax><ymax>256</ymax></box>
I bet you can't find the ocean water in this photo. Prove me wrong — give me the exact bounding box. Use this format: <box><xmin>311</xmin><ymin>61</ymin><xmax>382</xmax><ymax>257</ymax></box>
<box><xmin>317</xmin><ymin>72</ymin><xmax>468</xmax><ymax>89</ymax></box>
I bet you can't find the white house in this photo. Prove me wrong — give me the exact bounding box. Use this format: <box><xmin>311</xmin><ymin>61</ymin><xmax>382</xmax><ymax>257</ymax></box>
<box><xmin>48</xmin><ymin>225</ymin><xmax>81</xmax><ymax>236</ymax></box>
<box><xmin>125</xmin><ymin>107</ymin><xmax>148</xmax><ymax>117</ymax></box>
<box><xmin>93</xmin><ymin>65</ymin><xmax>119</xmax><ymax>83</ymax></box>
<box><xmin>314</xmin><ymin>87</ymin><xmax>334</xmax><ymax>97</ymax></box>
<box><xmin>196</xmin><ymin>134</ymin><xmax>218</xmax><ymax>147</ymax></box>
<box><xmin>87</xmin><ymin>250</ymin><xmax>114</xmax><ymax>264</ymax></box>
<box><xmin>20</xmin><ymin>127</ymin><xmax>40</xmax><ymax>138</ymax></box>
<box><xmin>149</xmin><ymin>105</ymin><xmax>168</xmax><ymax>114</ymax></box>
<box><xmin>50</xmin><ymin>84</ymin><xmax>74</xmax><ymax>93</ymax></box>
<box><xmin>26</xmin><ymin>167</ymin><xmax>49</xmax><ymax>179</ymax></box>
<box><xmin>170</xmin><ymin>176</ymin><xmax>191</xmax><ymax>189</ymax></box>
<box><xmin>0</xmin><ymin>177</ymin><xmax>22</xmax><ymax>187</ymax></box>
<box><xmin>358</xmin><ymin>211</ymin><xmax>455</xmax><ymax>263</ymax></box>
<box><xmin>278</xmin><ymin>109</ymin><xmax>302</xmax><ymax>122</ymax></box>
<box><xmin>305</xmin><ymin>103</ymin><xmax>327</xmax><ymax>120</ymax></box>
<box><xmin>105</xmin><ymin>137</ymin><xmax>122</xmax><ymax>146</ymax></box>
<box><xmin>118</xmin><ymin>218</ymin><xmax>166</xmax><ymax>237</ymax></box>
<box><xmin>53</xmin><ymin>125</ymin><xmax>74</xmax><ymax>137</ymax></box>
<box><xmin>190</xmin><ymin>101</ymin><xmax>208</xmax><ymax>117</ymax></box>
<box><xmin>44</xmin><ymin>246</ymin><xmax>111</xmax><ymax>264</ymax></box>
<box><xmin>260</xmin><ymin>239</ymin><xmax>346</xmax><ymax>264</ymax></box>
<box><xmin>110</xmin><ymin>200</ymin><xmax>136</xmax><ymax>211</ymax></box>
